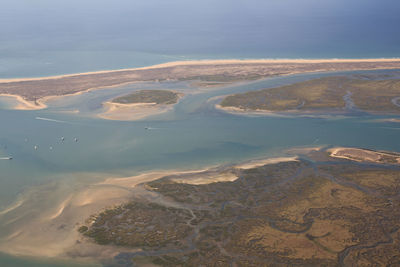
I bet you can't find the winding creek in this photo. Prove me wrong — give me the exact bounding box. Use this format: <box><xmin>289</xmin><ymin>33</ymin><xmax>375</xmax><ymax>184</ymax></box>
<box><xmin>0</xmin><ymin>69</ymin><xmax>400</xmax><ymax>266</ymax></box>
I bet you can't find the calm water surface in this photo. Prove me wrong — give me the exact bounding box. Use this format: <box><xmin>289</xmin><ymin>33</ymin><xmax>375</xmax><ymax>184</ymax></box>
<box><xmin>1</xmin><ymin>0</ymin><xmax>400</xmax><ymax>78</ymax></box>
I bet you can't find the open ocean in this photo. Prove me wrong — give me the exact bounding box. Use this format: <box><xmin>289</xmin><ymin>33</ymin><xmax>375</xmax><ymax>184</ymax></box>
<box><xmin>1</xmin><ymin>0</ymin><xmax>400</xmax><ymax>79</ymax></box>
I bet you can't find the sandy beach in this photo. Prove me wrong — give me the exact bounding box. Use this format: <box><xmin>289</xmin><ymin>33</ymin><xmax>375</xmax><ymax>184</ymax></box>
<box><xmin>328</xmin><ymin>147</ymin><xmax>400</xmax><ymax>164</ymax></box>
<box><xmin>1</xmin><ymin>58</ymin><xmax>400</xmax><ymax>111</ymax></box>
<box><xmin>1</xmin><ymin>58</ymin><xmax>400</xmax><ymax>83</ymax></box>
<box><xmin>215</xmin><ymin>103</ymin><xmax>328</xmax><ymax>118</ymax></box>
<box><xmin>234</xmin><ymin>156</ymin><xmax>298</xmax><ymax>169</ymax></box>
<box><xmin>0</xmin><ymin>94</ymin><xmax>47</xmax><ymax>110</ymax></box>
<box><xmin>97</xmin><ymin>91</ymin><xmax>183</xmax><ymax>121</ymax></box>
<box><xmin>215</xmin><ymin>104</ymin><xmax>284</xmax><ymax>117</ymax></box>
<box><xmin>98</xmin><ymin>102</ymin><xmax>175</xmax><ymax>121</ymax></box>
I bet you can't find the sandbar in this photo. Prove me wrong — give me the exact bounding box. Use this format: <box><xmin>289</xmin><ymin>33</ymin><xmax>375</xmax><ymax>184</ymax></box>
<box><xmin>98</xmin><ymin>102</ymin><xmax>174</xmax><ymax>121</ymax></box>
<box><xmin>328</xmin><ymin>147</ymin><xmax>400</xmax><ymax>164</ymax></box>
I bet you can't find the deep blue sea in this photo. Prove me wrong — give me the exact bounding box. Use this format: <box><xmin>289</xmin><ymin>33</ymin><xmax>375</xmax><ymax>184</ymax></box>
<box><xmin>1</xmin><ymin>0</ymin><xmax>400</xmax><ymax>78</ymax></box>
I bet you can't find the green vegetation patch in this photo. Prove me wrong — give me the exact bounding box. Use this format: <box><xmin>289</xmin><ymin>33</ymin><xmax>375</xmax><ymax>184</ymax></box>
<box><xmin>220</xmin><ymin>76</ymin><xmax>400</xmax><ymax>113</ymax></box>
<box><xmin>112</xmin><ymin>90</ymin><xmax>180</xmax><ymax>105</ymax></box>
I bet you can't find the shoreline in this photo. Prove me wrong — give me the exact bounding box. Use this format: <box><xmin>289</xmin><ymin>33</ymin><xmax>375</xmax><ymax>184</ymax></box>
<box><xmin>0</xmin><ymin>155</ymin><xmax>299</xmax><ymax>261</ymax></box>
<box><xmin>98</xmin><ymin>91</ymin><xmax>183</xmax><ymax>121</ymax></box>
<box><xmin>328</xmin><ymin>147</ymin><xmax>400</xmax><ymax>164</ymax></box>
<box><xmin>0</xmin><ymin>94</ymin><xmax>47</xmax><ymax>110</ymax></box>
<box><xmin>98</xmin><ymin>102</ymin><xmax>175</xmax><ymax>121</ymax></box>
<box><xmin>1</xmin><ymin>58</ymin><xmax>400</xmax><ymax>111</ymax></box>
<box><xmin>1</xmin><ymin>58</ymin><xmax>400</xmax><ymax>83</ymax></box>
<box><xmin>215</xmin><ymin>103</ymin><xmax>349</xmax><ymax>118</ymax></box>
<box><xmin>0</xmin><ymin>80</ymin><xmax>146</xmax><ymax>111</ymax></box>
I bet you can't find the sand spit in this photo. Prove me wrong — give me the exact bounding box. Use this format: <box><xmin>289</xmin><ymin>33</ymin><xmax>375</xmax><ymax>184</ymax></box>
<box><xmin>98</xmin><ymin>102</ymin><xmax>174</xmax><ymax>121</ymax></box>
<box><xmin>215</xmin><ymin>104</ymin><xmax>286</xmax><ymax>117</ymax></box>
<box><xmin>234</xmin><ymin>156</ymin><xmax>298</xmax><ymax>169</ymax></box>
<box><xmin>374</xmin><ymin>118</ymin><xmax>400</xmax><ymax>123</ymax></box>
<box><xmin>170</xmin><ymin>172</ymin><xmax>239</xmax><ymax>185</ymax></box>
<box><xmin>328</xmin><ymin>147</ymin><xmax>400</xmax><ymax>164</ymax></box>
<box><xmin>2</xmin><ymin>58</ymin><xmax>400</xmax><ymax>110</ymax></box>
<box><xmin>98</xmin><ymin>102</ymin><xmax>169</xmax><ymax>121</ymax></box>
<box><xmin>285</xmin><ymin>146</ymin><xmax>324</xmax><ymax>154</ymax></box>
<box><xmin>215</xmin><ymin>103</ymin><xmax>357</xmax><ymax>120</ymax></box>
<box><xmin>168</xmin><ymin>157</ymin><xmax>299</xmax><ymax>185</ymax></box>
<box><xmin>2</xmin><ymin>58</ymin><xmax>400</xmax><ymax>83</ymax></box>
<box><xmin>0</xmin><ymin>94</ymin><xmax>47</xmax><ymax>110</ymax></box>
<box><xmin>329</xmin><ymin>147</ymin><xmax>379</xmax><ymax>162</ymax></box>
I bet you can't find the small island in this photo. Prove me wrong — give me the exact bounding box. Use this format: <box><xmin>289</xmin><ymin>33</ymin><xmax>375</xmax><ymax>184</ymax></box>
<box><xmin>112</xmin><ymin>90</ymin><xmax>180</xmax><ymax>105</ymax></box>
<box><xmin>219</xmin><ymin>76</ymin><xmax>400</xmax><ymax>115</ymax></box>
<box><xmin>99</xmin><ymin>90</ymin><xmax>182</xmax><ymax>121</ymax></box>
<box><xmin>77</xmin><ymin>147</ymin><xmax>400</xmax><ymax>266</ymax></box>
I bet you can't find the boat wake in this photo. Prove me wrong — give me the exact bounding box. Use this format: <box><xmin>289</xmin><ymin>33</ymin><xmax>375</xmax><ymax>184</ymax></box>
<box><xmin>35</xmin><ymin>117</ymin><xmax>68</xmax><ymax>124</ymax></box>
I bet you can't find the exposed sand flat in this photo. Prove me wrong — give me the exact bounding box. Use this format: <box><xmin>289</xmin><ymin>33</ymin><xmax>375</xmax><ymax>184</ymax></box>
<box><xmin>0</xmin><ymin>182</ymin><xmax>136</xmax><ymax>260</ymax></box>
<box><xmin>98</xmin><ymin>102</ymin><xmax>174</xmax><ymax>121</ymax></box>
<box><xmin>329</xmin><ymin>147</ymin><xmax>380</xmax><ymax>162</ymax></box>
<box><xmin>0</xmin><ymin>169</ymin><xmax>212</xmax><ymax>259</ymax></box>
<box><xmin>234</xmin><ymin>156</ymin><xmax>298</xmax><ymax>169</ymax></box>
<box><xmin>0</xmin><ymin>94</ymin><xmax>47</xmax><ymax>110</ymax></box>
<box><xmin>215</xmin><ymin>104</ymin><xmax>284</xmax><ymax>117</ymax></box>
<box><xmin>167</xmin><ymin>157</ymin><xmax>299</xmax><ymax>185</ymax></box>
<box><xmin>328</xmin><ymin>147</ymin><xmax>400</xmax><ymax>163</ymax></box>
<box><xmin>0</xmin><ymin>155</ymin><xmax>301</xmax><ymax>261</ymax></box>
<box><xmin>0</xmin><ymin>199</ymin><xmax>24</xmax><ymax>216</ymax></box>
<box><xmin>2</xmin><ymin>58</ymin><xmax>400</xmax><ymax>108</ymax></box>
<box><xmin>374</xmin><ymin>118</ymin><xmax>400</xmax><ymax>123</ymax></box>
<box><xmin>215</xmin><ymin>104</ymin><xmax>356</xmax><ymax>119</ymax></box>
<box><xmin>98</xmin><ymin>168</ymin><xmax>213</xmax><ymax>188</ymax></box>
<box><xmin>170</xmin><ymin>172</ymin><xmax>239</xmax><ymax>185</ymax></box>
<box><xmin>285</xmin><ymin>146</ymin><xmax>324</xmax><ymax>154</ymax></box>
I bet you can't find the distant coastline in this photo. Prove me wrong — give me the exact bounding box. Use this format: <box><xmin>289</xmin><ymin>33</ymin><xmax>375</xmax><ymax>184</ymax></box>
<box><xmin>1</xmin><ymin>58</ymin><xmax>400</xmax><ymax>110</ymax></box>
<box><xmin>1</xmin><ymin>58</ymin><xmax>400</xmax><ymax>83</ymax></box>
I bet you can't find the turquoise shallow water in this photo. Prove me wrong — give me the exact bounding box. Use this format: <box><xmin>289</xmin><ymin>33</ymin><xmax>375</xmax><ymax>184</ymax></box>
<box><xmin>0</xmin><ymin>69</ymin><xmax>400</xmax><ymax>266</ymax></box>
<box><xmin>0</xmin><ymin>253</ymin><xmax>98</xmax><ymax>267</ymax></box>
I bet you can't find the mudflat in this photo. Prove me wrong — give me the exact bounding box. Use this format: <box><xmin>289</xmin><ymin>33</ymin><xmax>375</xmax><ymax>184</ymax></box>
<box><xmin>77</xmin><ymin>147</ymin><xmax>400</xmax><ymax>266</ymax></box>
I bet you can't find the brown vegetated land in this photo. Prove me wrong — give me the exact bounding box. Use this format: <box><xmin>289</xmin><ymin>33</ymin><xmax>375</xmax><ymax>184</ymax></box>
<box><xmin>220</xmin><ymin>76</ymin><xmax>400</xmax><ymax>114</ymax></box>
<box><xmin>79</xmin><ymin>147</ymin><xmax>400</xmax><ymax>266</ymax></box>
<box><xmin>1</xmin><ymin>59</ymin><xmax>400</xmax><ymax>103</ymax></box>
